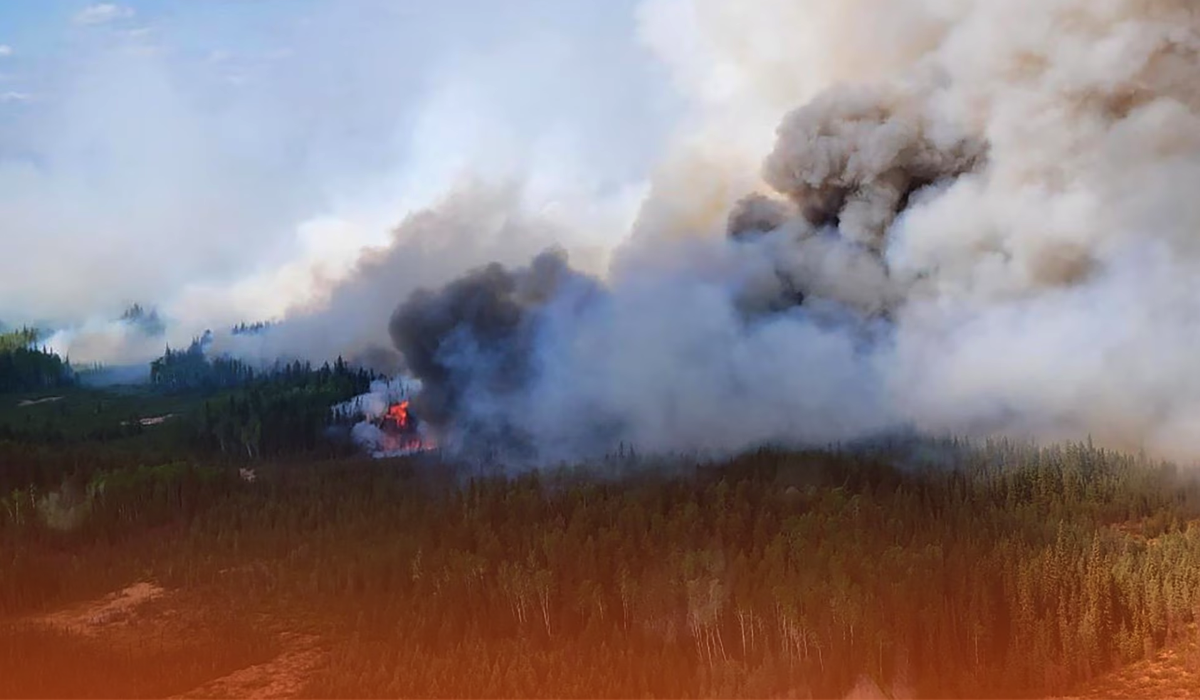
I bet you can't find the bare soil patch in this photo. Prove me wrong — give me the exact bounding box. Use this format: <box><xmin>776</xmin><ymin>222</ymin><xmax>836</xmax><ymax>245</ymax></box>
<box><xmin>3</xmin><ymin>580</ymin><xmax>314</xmax><ymax>698</ymax></box>
<box><xmin>17</xmin><ymin>396</ymin><xmax>63</xmax><ymax>408</ymax></box>
<box><xmin>171</xmin><ymin>632</ymin><xmax>325</xmax><ymax>699</ymax></box>
<box><xmin>35</xmin><ymin>581</ymin><xmax>165</xmax><ymax>637</ymax></box>
<box><xmin>119</xmin><ymin>413</ymin><xmax>178</xmax><ymax>427</ymax></box>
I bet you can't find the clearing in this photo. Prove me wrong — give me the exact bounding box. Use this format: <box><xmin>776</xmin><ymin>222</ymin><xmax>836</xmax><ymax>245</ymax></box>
<box><xmin>3</xmin><ymin>580</ymin><xmax>325</xmax><ymax>698</ymax></box>
<box><xmin>16</xmin><ymin>396</ymin><xmax>63</xmax><ymax>408</ymax></box>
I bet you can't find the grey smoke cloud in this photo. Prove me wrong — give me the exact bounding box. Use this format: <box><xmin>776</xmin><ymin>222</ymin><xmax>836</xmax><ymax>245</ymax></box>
<box><xmin>762</xmin><ymin>84</ymin><xmax>986</xmax><ymax>250</ymax></box>
<box><xmin>11</xmin><ymin>0</ymin><xmax>1200</xmax><ymax>467</ymax></box>
<box><xmin>210</xmin><ymin>182</ymin><xmax>598</xmax><ymax>374</ymax></box>
<box><xmin>388</xmin><ymin>248</ymin><xmax>597</xmax><ymax>454</ymax></box>
<box><xmin>375</xmin><ymin>0</ymin><xmax>1200</xmax><ymax>465</ymax></box>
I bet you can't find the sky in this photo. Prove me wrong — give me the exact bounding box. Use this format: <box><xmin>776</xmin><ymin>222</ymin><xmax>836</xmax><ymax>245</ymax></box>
<box><xmin>0</xmin><ymin>1</ymin><xmax>682</xmax><ymax>355</ymax></box>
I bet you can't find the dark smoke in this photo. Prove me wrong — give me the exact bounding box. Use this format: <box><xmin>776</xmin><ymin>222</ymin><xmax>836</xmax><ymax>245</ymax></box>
<box><xmin>388</xmin><ymin>248</ymin><xmax>597</xmax><ymax>455</ymax></box>
<box><xmin>385</xmin><ymin>83</ymin><xmax>994</xmax><ymax>462</ymax></box>
<box><xmin>378</xmin><ymin>0</ymin><xmax>1200</xmax><ymax>466</ymax></box>
<box><xmin>727</xmin><ymin>194</ymin><xmax>793</xmax><ymax>240</ymax></box>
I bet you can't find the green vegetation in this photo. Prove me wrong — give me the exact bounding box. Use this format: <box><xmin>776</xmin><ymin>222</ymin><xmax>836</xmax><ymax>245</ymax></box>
<box><xmin>230</xmin><ymin>320</ymin><xmax>275</xmax><ymax>336</ymax></box>
<box><xmin>0</xmin><ymin>328</ymin><xmax>40</xmax><ymax>353</ymax></box>
<box><xmin>2</xmin><ymin>423</ymin><xmax>1200</xmax><ymax>697</ymax></box>
<box><xmin>118</xmin><ymin>304</ymin><xmax>166</xmax><ymax>336</ymax></box>
<box><xmin>2</xmin><ymin>340</ymin><xmax>1198</xmax><ymax>698</ymax></box>
<box><xmin>149</xmin><ymin>333</ymin><xmax>247</xmax><ymax>392</ymax></box>
<box><xmin>184</xmin><ymin>357</ymin><xmax>374</xmax><ymax>458</ymax></box>
<box><xmin>0</xmin><ymin>328</ymin><xmax>74</xmax><ymax>393</ymax></box>
<box><xmin>0</xmin><ymin>352</ymin><xmax>372</xmax><ymax>466</ymax></box>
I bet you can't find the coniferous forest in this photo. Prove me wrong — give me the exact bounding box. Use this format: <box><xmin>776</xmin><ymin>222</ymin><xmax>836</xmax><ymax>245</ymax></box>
<box><xmin>0</xmin><ymin>329</ymin><xmax>75</xmax><ymax>394</ymax></box>
<box><xmin>8</xmin><ymin>0</ymin><xmax>1200</xmax><ymax>696</ymax></box>
<box><xmin>0</xmin><ymin>328</ymin><xmax>1199</xmax><ymax>698</ymax></box>
<box><xmin>4</xmin><ymin>377</ymin><xmax>1200</xmax><ymax>699</ymax></box>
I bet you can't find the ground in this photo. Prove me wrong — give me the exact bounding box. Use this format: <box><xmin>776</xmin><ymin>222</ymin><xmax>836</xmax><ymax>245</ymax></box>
<box><xmin>1060</xmin><ymin>629</ymin><xmax>1200</xmax><ymax>700</ymax></box>
<box><xmin>2</xmin><ymin>576</ymin><xmax>324</xmax><ymax>698</ymax></box>
<box><xmin>12</xmin><ymin>574</ymin><xmax>1200</xmax><ymax>699</ymax></box>
<box><xmin>0</xmin><ymin>385</ymin><xmax>206</xmax><ymax>445</ymax></box>
<box><xmin>4</xmin><ymin>384</ymin><xmax>1200</xmax><ymax>698</ymax></box>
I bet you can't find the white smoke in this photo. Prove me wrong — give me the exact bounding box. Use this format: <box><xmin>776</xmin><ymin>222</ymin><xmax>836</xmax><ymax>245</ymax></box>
<box><xmin>11</xmin><ymin>0</ymin><xmax>1200</xmax><ymax>464</ymax></box>
<box><xmin>375</xmin><ymin>0</ymin><xmax>1200</xmax><ymax>465</ymax></box>
<box><xmin>207</xmin><ymin>181</ymin><xmax>616</xmax><ymax>373</ymax></box>
<box><xmin>332</xmin><ymin>376</ymin><xmax>420</xmax><ymax>423</ymax></box>
<box><xmin>44</xmin><ymin>319</ymin><xmax>162</xmax><ymax>368</ymax></box>
<box><xmin>332</xmin><ymin>376</ymin><xmax>438</xmax><ymax>457</ymax></box>
<box><xmin>0</xmin><ymin>0</ymin><xmax>672</xmax><ymax>365</ymax></box>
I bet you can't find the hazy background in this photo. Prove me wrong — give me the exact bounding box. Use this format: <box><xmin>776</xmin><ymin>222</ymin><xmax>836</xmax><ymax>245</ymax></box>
<box><xmin>0</xmin><ymin>0</ymin><xmax>681</xmax><ymax>362</ymax></box>
<box><xmin>9</xmin><ymin>1</ymin><xmax>1200</xmax><ymax>464</ymax></box>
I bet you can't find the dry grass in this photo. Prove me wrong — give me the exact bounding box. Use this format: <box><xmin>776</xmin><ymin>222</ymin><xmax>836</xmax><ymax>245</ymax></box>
<box><xmin>1062</xmin><ymin>627</ymin><xmax>1200</xmax><ymax>700</ymax></box>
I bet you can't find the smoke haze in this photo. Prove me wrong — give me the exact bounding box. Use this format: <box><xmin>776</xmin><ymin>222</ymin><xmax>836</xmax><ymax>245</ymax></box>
<box><xmin>381</xmin><ymin>0</ymin><xmax>1200</xmax><ymax>464</ymax></box>
<box><xmin>0</xmin><ymin>0</ymin><xmax>672</xmax><ymax>366</ymax></box>
<box><xmin>8</xmin><ymin>1</ymin><xmax>1200</xmax><ymax>464</ymax></box>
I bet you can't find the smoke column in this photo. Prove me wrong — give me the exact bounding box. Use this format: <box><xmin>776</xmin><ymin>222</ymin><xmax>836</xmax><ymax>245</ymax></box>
<box><xmin>379</xmin><ymin>0</ymin><xmax>1200</xmax><ymax>464</ymax></box>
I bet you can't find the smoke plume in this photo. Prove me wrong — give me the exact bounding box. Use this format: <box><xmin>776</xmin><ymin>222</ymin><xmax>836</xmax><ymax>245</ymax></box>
<box><xmin>0</xmin><ymin>0</ymin><xmax>670</xmax><ymax>365</ymax></box>
<box><xmin>13</xmin><ymin>0</ymin><xmax>1200</xmax><ymax>465</ymax></box>
<box><xmin>388</xmin><ymin>248</ymin><xmax>599</xmax><ymax>456</ymax></box>
<box><xmin>383</xmin><ymin>0</ymin><xmax>1200</xmax><ymax>464</ymax></box>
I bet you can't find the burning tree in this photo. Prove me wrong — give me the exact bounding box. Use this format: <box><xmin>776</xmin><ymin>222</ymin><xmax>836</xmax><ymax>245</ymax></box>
<box><xmin>371</xmin><ymin>400</ymin><xmax>433</xmax><ymax>455</ymax></box>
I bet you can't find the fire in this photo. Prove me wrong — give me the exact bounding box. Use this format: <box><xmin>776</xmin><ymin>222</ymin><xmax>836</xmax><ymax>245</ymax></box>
<box><xmin>372</xmin><ymin>400</ymin><xmax>436</xmax><ymax>457</ymax></box>
<box><xmin>387</xmin><ymin>400</ymin><xmax>410</xmax><ymax>429</ymax></box>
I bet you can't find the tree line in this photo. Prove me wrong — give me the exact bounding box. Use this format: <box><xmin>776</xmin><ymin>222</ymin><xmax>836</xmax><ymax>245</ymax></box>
<box><xmin>184</xmin><ymin>357</ymin><xmax>376</xmax><ymax>459</ymax></box>
<box><xmin>0</xmin><ymin>329</ymin><xmax>74</xmax><ymax>393</ymax></box>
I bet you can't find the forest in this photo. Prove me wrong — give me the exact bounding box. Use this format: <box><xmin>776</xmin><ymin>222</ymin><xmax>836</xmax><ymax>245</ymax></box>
<box><xmin>0</xmin><ymin>329</ymin><xmax>75</xmax><ymax>393</ymax></box>
<box><xmin>0</xmin><ymin>330</ymin><xmax>375</xmax><ymax>463</ymax></box>
<box><xmin>2</xmin><ymin>330</ymin><xmax>1200</xmax><ymax>697</ymax></box>
<box><xmin>3</xmin><ymin>415</ymin><xmax>1200</xmax><ymax>697</ymax></box>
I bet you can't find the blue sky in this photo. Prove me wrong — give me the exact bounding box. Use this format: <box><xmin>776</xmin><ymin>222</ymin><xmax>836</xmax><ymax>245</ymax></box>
<box><xmin>0</xmin><ymin>1</ymin><xmax>681</xmax><ymax>354</ymax></box>
<box><xmin>0</xmin><ymin>1</ymin><xmax>309</xmax><ymax>56</ymax></box>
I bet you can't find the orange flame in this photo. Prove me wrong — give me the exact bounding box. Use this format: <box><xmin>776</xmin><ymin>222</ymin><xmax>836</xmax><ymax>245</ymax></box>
<box><xmin>373</xmin><ymin>400</ymin><xmax>434</xmax><ymax>455</ymax></box>
<box><xmin>387</xmin><ymin>400</ymin><xmax>410</xmax><ymax>429</ymax></box>
<box><xmin>371</xmin><ymin>400</ymin><xmax>437</xmax><ymax>456</ymax></box>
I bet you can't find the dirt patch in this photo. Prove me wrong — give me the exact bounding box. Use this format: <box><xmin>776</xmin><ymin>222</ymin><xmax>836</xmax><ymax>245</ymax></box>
<box><xmin>172</xmin><ymin>632</ymin><xmax>326</xmax><ymax>699</ymax></box>
<box><xmin>3</xmin><ymin>581</ymin><xmax>290</xmax><ymax>698</ymax></box>
<box><xmin>140</xmin><ymin>413</ymin><xmax>176</xmax><ymax>426</ymax></box>
<box><xmin>35</xmin><ymin>581</ymin><xmax>165</xmax><ymax>636</ymax></box>
<box><xmin>21</xmin><ymin>581</ymin><xmax>324</xmax><ymax>699</ymax></box>
<box><xmin>120</xmin><ymin>413</ymin><xmax>178</xmax><ymax>427</ymax></box>
<box><xmin>16</xmin><ymin>396</ymin><xmax>63</xmax><ymax>408</ymax></box>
